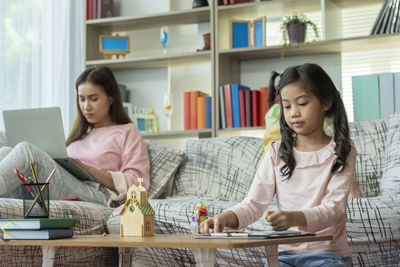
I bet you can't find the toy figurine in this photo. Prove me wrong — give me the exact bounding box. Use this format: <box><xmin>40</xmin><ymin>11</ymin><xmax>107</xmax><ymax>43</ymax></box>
<box><xmin>120</xmin><ymin>178</ymin><xmax>155</xmax><ymax>237</ymax></box>
<box><xmin>190</xmin><ymin>200</ymin><xmax>208</xmax><ymax>235</ymax></box>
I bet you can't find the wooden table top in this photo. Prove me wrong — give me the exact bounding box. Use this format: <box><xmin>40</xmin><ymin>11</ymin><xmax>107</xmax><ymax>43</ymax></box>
<box><xmin>0</xmin><ymin>234</ymin><xmax>332</xmax><ymax>249</ymax></box>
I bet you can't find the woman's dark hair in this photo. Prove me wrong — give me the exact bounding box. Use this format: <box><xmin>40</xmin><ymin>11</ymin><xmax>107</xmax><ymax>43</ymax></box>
<box><xmin>269</xmin><ymin>63</ymin><xmax>351</xmax><ymax>178</ymax></box>
<box><xmin>66</xmin><ymin>67</ymin><xmax>131</xmax><ymax>146</ymax></box>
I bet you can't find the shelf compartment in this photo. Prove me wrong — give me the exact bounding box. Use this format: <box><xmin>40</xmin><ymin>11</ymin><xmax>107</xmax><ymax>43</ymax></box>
<box><xmin>86</xmin><ymin>51</ymin><xmax>211</xmax><ymax>70</ymax></box>
<box><xmin>86</xmin><ymin>6</ymin><xmax>211</xmax><ymax>32</ymax></box>
<box><xmin>142</xmin><ymin>129</ymin><xmax>212</xmax><ymax>139</ymax></box>
<box><xmin>218</xmin><ymin>34</ymin><xmax>400</xmax><ymax>60</ymax></box>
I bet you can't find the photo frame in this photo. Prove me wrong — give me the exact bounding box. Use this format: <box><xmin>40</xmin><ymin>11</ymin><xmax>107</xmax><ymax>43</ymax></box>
<box><xmin>132</xmin><ymin>107</ymin><xmax>149</xmax><ymax>132</ymax></box>
<box><xmin>230</xmin><ymin>20</ymin><xmax>250</xmax><ymax>48</ymax></box>
<box><xmin>253</xmin><ymin>17</ymin><xmax>266</xmax><ymax>47</ymax></box>
<box><xmin>99</xmin><ymin>35</ymin><xmax>130</xmax><ymax>59</ymax></box>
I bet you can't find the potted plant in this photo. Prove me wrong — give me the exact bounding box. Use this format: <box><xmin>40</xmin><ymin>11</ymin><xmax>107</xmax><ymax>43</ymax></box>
<box><xmin>280</xmin><ymin>13</ymin><xmax>319</xmax><ymax>57</ymax></box>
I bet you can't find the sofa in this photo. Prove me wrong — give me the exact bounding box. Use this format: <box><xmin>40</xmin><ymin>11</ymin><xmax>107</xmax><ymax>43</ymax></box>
<box><xmin>1</xmin><ymin>114</ymin><xmax>400</xmax><ymax>266</ymax></box>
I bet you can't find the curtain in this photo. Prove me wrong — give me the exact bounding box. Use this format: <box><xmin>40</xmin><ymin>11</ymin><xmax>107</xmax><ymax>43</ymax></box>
<box><xmin>0</xmin><ymin>0</ymin><xmax>84</xmax><ymax>135</ymax></box>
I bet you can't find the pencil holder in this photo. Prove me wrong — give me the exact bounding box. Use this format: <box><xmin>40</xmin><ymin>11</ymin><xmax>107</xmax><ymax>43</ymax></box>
<box><xmin>21</xmin><ymin>183</ymin><xmax>50</xmax><ymax>218</ymax></box>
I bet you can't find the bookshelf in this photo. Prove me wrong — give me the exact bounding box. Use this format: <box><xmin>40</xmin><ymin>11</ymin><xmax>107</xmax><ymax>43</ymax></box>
<box><xmin>85</xmin><ymin>0</ymin><xmax>399</xmax><ymax>146</ymax></box>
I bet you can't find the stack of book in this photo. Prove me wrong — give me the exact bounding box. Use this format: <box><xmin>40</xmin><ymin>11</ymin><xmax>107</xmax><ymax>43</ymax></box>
<box><xmin>371</xmin><ymin>0</ymin><xmax>400</xmax><ymax>35</ymax></box>
<box><xmin>0</xmin><ymin>218</ymin><xmax>76</xmax><ymax>240</ymax></box>
<box><xmin>219</xmin><ymin>83</ymin><xmax>271</xmax><ymax>129</ymax></box>
<box><xmin>183</xmin><ymin>91</ymin><xmax>212</xmax><ymax>130</ymax></box>
<box><xmin>87</xmin><ymin>0</ymin><xmax>113</xmax><ymax>20</ymax></box>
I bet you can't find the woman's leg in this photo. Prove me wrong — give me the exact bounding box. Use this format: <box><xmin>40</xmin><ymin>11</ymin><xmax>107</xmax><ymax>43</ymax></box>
<box><xmin>0</xmin><ymin>142</ymin><xmax>108</xmax><ymax>205</ymax></box>
<box><xmin>265</xmin><ymin>251</ymin><xmax>353</xmax><ymax>267</ymax></box>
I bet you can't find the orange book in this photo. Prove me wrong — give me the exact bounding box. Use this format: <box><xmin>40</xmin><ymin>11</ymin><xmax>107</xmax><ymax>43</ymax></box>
<box><xmin>259</xmin><ymin>86</ymin><xmax>269</xmax><ymax>126</ymax></box>
<box><xmin>224</xmin><ymin>84</ymin><xmax>233</xmax><ymax>128</ymax></box>
<box><xmin>197</xmin><ymin>97</ymin><xmax>206</xmax><ymax>129</ymax></box>
<box><xmin>183</xmin><ymin>91</ymin><xmax>191</xmax><ymax>130</ymax></box>
<box><xmin>190</xmin><ymin>91</ymin><xmax>209</xmax><ymax>130</ymax></box>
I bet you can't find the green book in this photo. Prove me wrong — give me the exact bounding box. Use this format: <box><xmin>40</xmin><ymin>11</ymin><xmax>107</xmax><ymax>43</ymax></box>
<box><xmin>0</xmin><ymin>218</ymin><xmax>76</xmax><ymax>229</ymax></box>
<box><xmin>352</xmin><ymin>74</ymin><xmax>381</xmax><ymax>121</ymax></box>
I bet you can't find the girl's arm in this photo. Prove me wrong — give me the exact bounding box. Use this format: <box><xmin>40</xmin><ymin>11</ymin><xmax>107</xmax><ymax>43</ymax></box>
<box><xmin>200</xmin><ymin>211</ymin><xmax>239</xmax><ymax>234</ymax></box>
<box><xmin>73</xmin><ymin>158</ymin><xmax>116</xmax><ymax>191</ymax></box>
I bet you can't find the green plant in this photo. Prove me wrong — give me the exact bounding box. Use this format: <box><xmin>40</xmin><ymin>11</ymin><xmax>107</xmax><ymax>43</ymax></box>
<box><xmin>280</xmin><ymin>13</ymin><xmax>319</xmax><ymax>57</ymax></box>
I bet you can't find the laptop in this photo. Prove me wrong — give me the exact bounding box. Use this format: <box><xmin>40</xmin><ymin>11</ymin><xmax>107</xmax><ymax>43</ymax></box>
<box><xmin>3</xmin><ymin>107</ymin><xmax>94</xmax><ymax>181</ymax></box>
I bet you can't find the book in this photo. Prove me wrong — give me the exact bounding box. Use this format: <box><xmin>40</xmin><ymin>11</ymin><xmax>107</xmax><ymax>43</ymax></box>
<box><xmin>192</xmin><ymin>231</ymin><xmax>315</xmax><ymax>239</ymax></box>
<box><xmin>219</xmin><ymin>85</ymin><xmax>227</xmax><ymax>129</ymax></box>
<box><xmin>2</xmin><ymin>228</ymin><xmax>74</xmax><ymax>240</ymax></box>
<box><xmin>0</xmin><ymin>218</ymin><xmax>76</xmax><ymax>230</ymax></box>
<box><xmin>259</xmin><ymin>86</ymin><xmax>269</xmax><ymax>126</ymax></box>
<box><xmin>371</xmin><ymin>0</ymin><xmax>389</xmax><ymax>34</ymax></box>
<box><xmin>87</xmin><ymin>0</ymin><xmax>93</xmax><ymax>20</ymax></box>
<box><xmin>394</xmin><ymin>72</ymin><xmax>400</xmax><ymax>112</ymax></box>
<box><xmin>379</xmin><ymin>73</ymin><xmax>395</xmax><ymax>118</ymax></box>
<box><xmin>224</xmin><ymin>84</ymin><xmax>233</xmax><ymax>128</ymax></box>
<box><xmin>244</xmin><ymin>89</ymin><xmax>252</xmax><ymax>127</ymax></box>
<box><xmin>352</xmin><ymin>74</ymin><xmax>381</xmax><ymax>121</ymax></box>
<box><xmin>190</xmin><ymin>91</ymin><xmax>199</xmax><ymax>130</ymax></box>
<box><xmin>197</xmin><ymin>97</ymin><xmax>206</xmax><ymax>129</ymax></box>
<box><xmin>239</xmin><ymin>89</ymin><xmax>246</xmax><ymax>127</ymax></box>
<box><xmin>183</xmin><ymin>91</ymin><xmax>191</xmax><ymax>130</ymax></box>
<box><xmin>251</xmin><ymin>90</ymin><xmax>260</xmax><ymax>126</ymax></box>
<box><xmin>231</xmin><ymin>84</ymin><xmax>250</xmax><ymax>128</ymax></box>
<box><xmin>100</xmin><ymin>0</ymin><xmax>114</xmax><ymax>18</ymax></box>
<box><xmin>205</xmin><ymin>96</ymin><xmax>212</xmax><ymax>129</ymax></box>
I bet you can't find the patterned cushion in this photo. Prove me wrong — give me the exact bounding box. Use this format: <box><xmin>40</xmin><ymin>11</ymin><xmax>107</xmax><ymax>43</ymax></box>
<box><xmin>0</xmin><ymin>131</ymin><xmax>6</xmax><ymax>147</ymax></box>
<box><xmin>349</xmin><ymin>119</ymin><xmax>387</xmax><ymax>197</ymax></box>
<box><xmin>380</xmin><ymin>117</ymin><xmax>400</xmax><ymax>194</ymax></box>
<box><xmin>171</xmin><ymin>136</ymin><xmax>264</xmax><ymax>201</ymax></box>
<box><xmin>146</xmin><ymin>140</ymin><xmax>185</xmax><ymax>199</ymax></box>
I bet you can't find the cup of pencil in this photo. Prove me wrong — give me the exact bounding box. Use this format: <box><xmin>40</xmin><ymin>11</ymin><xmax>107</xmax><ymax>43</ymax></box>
<box><xmin>21</xmin><ymin>183</ymin><xmax>50</xmax><ymax>218</ymax></box>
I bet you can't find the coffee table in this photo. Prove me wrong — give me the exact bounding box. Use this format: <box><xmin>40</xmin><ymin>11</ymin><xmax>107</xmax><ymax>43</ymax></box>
<box><xmin>0</xmin><ymin>234</ymin><xmax>332</xmax><ymax>267</ymax></box>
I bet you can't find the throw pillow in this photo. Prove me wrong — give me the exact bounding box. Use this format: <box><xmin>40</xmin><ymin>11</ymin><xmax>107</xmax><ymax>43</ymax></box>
<box><xmin>172</xmin><ymin>136</ymin><xmax>264</xmax><ymax>202</ymax></box>
<box><xmin>380</xmin><ymin>116</ymin><xmax>400</xmax><ymax>194</ymax></box>
<box><xmin>0</xmin><ymin>131</ymin><xmax>7</xmax><ymax>147</ymax></box>
<box><xmin>349</xmin><ymin>119</ymin><xmax>387</xmax><ymax>197</ymax></box>
<box><xmin>145</xmin><ymin>140</ymin><xmax>185</xmax><ymax>199</ymax></box>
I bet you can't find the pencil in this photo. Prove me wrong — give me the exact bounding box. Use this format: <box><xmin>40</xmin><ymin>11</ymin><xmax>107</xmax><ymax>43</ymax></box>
<box><xmin>24</xmin><ymin>167</ymin><xmax>57</xmax><ymax>217</ymax></box>
<box><xmin>29</xmin><ymin>159</ymin><xmax>48</xmax><ymax>216</ymax></box>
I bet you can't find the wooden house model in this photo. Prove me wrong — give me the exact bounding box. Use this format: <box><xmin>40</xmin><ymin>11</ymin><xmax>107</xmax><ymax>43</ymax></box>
<box><xmin>120</xmin><ymin>178</ymin><xmax>155</xmax><ymax>237</ymax></box>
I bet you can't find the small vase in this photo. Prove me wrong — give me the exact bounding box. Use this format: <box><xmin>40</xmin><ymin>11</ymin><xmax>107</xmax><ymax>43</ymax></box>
<box><xmin>287</xmin><ymin>24</ymin><xmax>307</xmax><ymax>44</ymax></box>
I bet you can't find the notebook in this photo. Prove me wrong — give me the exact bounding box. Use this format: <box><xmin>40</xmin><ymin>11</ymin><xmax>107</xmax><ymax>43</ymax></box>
<box><xmin>3</xmin><ymin>107</ymin><xmax>93</xmax><ymax>181</ymax></box>
<box><xmin>0</xmin><ymin>218</ymin><xmax>76</xmax><ymax>230</ymax></box>
<box><xmin>192</xmin><ymin>231</ymin><xmax>315</xmax><ymax>239</ymax></box>
<box><xmin>2</xmin><ymin>228</ymin><xmax>74</xmax><ymax>240</ymax></box>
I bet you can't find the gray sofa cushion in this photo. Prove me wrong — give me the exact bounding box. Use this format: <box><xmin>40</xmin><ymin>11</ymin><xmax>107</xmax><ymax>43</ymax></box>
<box><xmin>146</xmin><ymin>140</ymin><xmax>185</xmax><ymax>199</ymax></box>
<box><xmin>171</xmin><ymin>136</ymin><xmax>264</xmax><ymax>201</ymax></box>
<box><xmin>349</xmin><ymin>119</ymin><xmax>387</xmax><ymax>197</ymax></box>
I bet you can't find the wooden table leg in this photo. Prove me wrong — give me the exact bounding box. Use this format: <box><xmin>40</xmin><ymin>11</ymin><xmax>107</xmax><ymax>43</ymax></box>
<box><xmin>265</xmin><ymin>244</ymin><xmax>279</xmax><ymax>267</ymax></box>
<box><xmin>42</xmin><ymin>245</ymin><xmax>55</xmax><ymax>267</ymax></box>
<box><xmin>192</xmin><ymin>248</ymin><xmax>216</xmax><ymax>267</ymax></box>
<box><xmin>119</xmin><ymin>247</ymin><xmax>134</xmax><ymax>267</ymax></box>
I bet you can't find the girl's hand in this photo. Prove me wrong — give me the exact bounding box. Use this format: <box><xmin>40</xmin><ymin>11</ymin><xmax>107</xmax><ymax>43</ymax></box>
<box><xmin>200</xmin><ymin>211</ymin><xmax>239</xmax><ymax>234</ymax></box>
<box><xmin>265</xmin><ymin>210</ymin><xmax>307</xmax><ymax>231</ymax></box>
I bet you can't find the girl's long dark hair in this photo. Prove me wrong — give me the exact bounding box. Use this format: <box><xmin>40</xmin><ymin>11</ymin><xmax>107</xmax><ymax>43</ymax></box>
<box><xmin>269</xmin><ymin>63</ymin><xmax>351</xmax><ymax>178</ymax></box>
<box><xmin>66</xmin><ymin>67</ymin><xmax>131</xmax><ymax>146</ymax></box>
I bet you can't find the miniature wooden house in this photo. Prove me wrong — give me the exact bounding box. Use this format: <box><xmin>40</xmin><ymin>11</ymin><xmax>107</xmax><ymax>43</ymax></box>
<box><xmin>120</xmin><ymin>178</ymin><xmax>155</xmax><ymax>237</ymax></box>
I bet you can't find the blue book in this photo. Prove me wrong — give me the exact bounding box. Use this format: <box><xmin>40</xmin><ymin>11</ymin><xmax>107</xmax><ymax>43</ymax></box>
<box><xmin>394</xmin><ymin>72</ymin><xmax>400</xmax><ymax>113</ymax></box>
<box><xmin>205</xmin><ymin>96</ymin><xmax>212</xmax><ymax>129</ymax></box>
<box><xmin>231</xmin><ymin>84</ymin><xmax>250</xmax><ymax>128</ymax></box>
<box><xmin>219</xmin><ymin>85</ymin><xmax>227</xmax><ymax>129</ymax></box>
<box><xmin>379</xmin><ymin>73</ymin><xmax>395</xmax><ymax>118</ymax></box>
<box><xmin>2</xmin><ymin>228</ymin><xmax>74</xmax><ymax>240</ymax></box>
<box><xmin>352</xmin><ymin>74</ymin><xmax>380</xmax><ymax>121</ymax></box>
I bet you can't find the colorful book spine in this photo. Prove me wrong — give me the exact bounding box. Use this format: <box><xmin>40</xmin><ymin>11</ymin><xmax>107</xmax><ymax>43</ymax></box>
<box><xmin>183</xmin><ymin>92</ymin><xmax>191</xmax><ymax>130</ymax></box>
<box><xmin>205</xmin><ymin>96</ymin><xmax>212</xmax><ymax>129</ymax></box>
<box><xmin>231</xmin><ymin>84</ymin><xmax>250</xmax><ymax>128</ymax></box>
<box><xmin>244</xmin><ymin>89</ymin><xmax>252</xmax><ymax>127</ymax></box>
<box><xmin>87</xmin><ymin>0</ymin><xmax>93</xmax><ymax>20</ymax></box>
<box><xmin>352</xmin><ymin>74</ymin><xmax>380</xmax><ymax>121</ymax></box>
<box><xmin>219</xmin><ymin>85</ymin><xmax>227</xmax><ymax>129</ymax></box>
<box><xmin>379</xmin><ymin>73</ymin><xmax>395</xmax><ymax>118</ymax></box>
<box><xmin>239</xmin><ymin>89</ymin><xmax>246</xmax><ymax>127</ymax></box>
<box><xmin>251</xmin><ymin>90</ymin><xmax>260</xmax><ymax>126</ymax></box>
<box><xmin>197</xmin><ymin>97</ymin><xmax>206</xmax><ymax>129</ymax></box>
<box><xmin>224</xmin><ymin>84</ymin><xmax>233</xmax><ymax>128</ymax></box>
<box><xmin>259</xmin><ymin>86</ymin><xmax>269</xmax><ymax>126</ymax></box>
<box><xmin>190</xmin><ymin>91</ymin><xmax>199</xmax><ymax>129</ymax></box>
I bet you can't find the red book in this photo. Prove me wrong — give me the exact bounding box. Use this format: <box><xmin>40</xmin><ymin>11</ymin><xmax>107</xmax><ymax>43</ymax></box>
<box><xmin>229</xmin><ymin>0</ymin><xmax>251</xmax><ymax>4</ymax></box>
<box><xmin>87</xmin><ymin>0</ymin><xmax>93</xmax><ymax>20</ymax></box>
<box><xmin>190</xmin><ymin>91</ymin><xmax>199</xmax><ymax>130</ymax></box>
<box><xmin>183</xmin><ymin>92</ymin><xmax>191</xmax><ymax>130</ymax></box>
<box><xmin>259</xmin><ymin>86</ymin><xmax>269</xmax><ymax>126</ymax></box>
<box><xmin>239</xmin><ymin>90</ymin><xmax>246</xmax><ymax>127</ymax></box>
<box><xmin>251</xmin><ymin>90</ymin><xmax>260</xmax><ymax>126</ymax></box>
<box><xmin>244</xmin><ymin>89</ymin><xmax>252</xmax><ymax>127</ymax></box>
<box><xmin>197</xmin><ymin>97</ymin><xmax>206</xmax><ymax>129</ymax></box>
<box><xmin>224</xmin><ymin>84</ymin><xmax>233</xmax><ymax>128</ymax></box>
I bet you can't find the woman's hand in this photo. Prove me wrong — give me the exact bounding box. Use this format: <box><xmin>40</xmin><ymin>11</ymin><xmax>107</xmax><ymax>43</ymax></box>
<box><xmin>200</xmin><ymin>211</ymin><xmax>239</xmax><ymax>234</ymax></box>
<box><xmin>265</xmin><ymin>210</ymin><xmax>307</xmax><ymax>231</ymax></box>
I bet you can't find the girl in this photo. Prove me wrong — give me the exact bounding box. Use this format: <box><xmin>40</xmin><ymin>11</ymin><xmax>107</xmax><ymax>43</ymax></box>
<box><xmin>201</xmin><ymin>63</ymin><xmax>355</xmax><ymax>266</ymax></box>
<box><xmin>0</xmin><ymin>67</ymin><xmax>150</xmax><ymax>207</ymax></box>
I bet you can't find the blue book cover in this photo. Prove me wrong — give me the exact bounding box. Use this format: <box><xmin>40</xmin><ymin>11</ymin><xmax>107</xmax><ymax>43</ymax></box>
<box><xmin>205</xmin><ymin>96</ymin><xmax>212</xmax><ymax>129</ymax></box>
<box><xmin>394</xmin><ymin>72</ymin><xmax>400</xmax><ymax>113</ymax></box>
<box><xmin>379</xmin><ymin>73</ymin><xmax>395</xmax><ymax>118</ymax></box>
<box><xmin>2</xmin><ymin>228</ymin><xmax>73</xmax><ymax>240</ymax></box>
<box><xmin>352</xmin><ymin>74</ymin><xmax>380</xmax><ymax>121</ymax></box>
<box><xmin>219</xmin><ymin>85</ymin><xmax>227</xmax><ymax>129</ymax></box>
<box><xmin>231</xmin><ymin>84</ymin><xmax>250</xmax><ymax>128</ymax></box>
